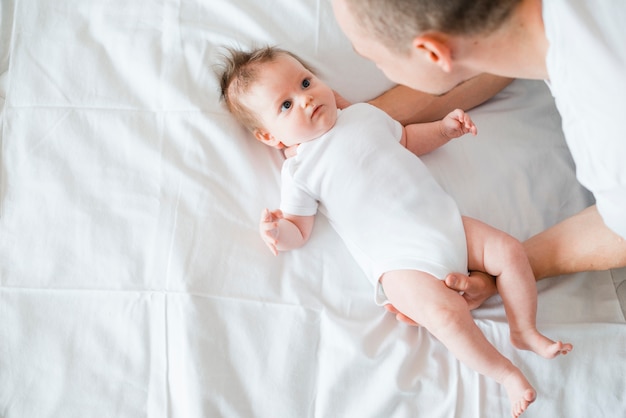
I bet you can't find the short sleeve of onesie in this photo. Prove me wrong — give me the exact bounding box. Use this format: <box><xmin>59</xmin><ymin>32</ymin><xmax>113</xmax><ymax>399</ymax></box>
<box><xmin>279</xmin><ymin>163</ymin><xmax>318</xmax><ymax>217</ymax></box>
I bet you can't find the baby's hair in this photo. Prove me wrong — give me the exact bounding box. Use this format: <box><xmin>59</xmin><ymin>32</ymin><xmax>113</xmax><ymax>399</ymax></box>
<box><xmin>218</xmin><ymin>45</ymin><xmax>316</xmax><ymax>132</ymax></box>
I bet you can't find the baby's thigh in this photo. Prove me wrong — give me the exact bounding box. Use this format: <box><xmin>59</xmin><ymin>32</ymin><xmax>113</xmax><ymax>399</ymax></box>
<box><xmin>380</xmin><ymin>270</ymin><xmax>469</xmax><ymax>327</ymax></box>
<box><xmin>461</xmin><ymin>216</ymin><xmax>524</xmax><ymax>276</ymax></box>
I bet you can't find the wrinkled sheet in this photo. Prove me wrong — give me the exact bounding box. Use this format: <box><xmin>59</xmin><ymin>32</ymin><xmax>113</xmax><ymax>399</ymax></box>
<box><xmin>1</xmin><ymin>1</ymin><xmax>625</xmax><ymax>417</ymax></box>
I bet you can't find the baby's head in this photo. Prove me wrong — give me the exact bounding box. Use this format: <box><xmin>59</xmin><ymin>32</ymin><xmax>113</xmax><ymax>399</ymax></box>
<box><xmin>219</xmin><ymin>46</ymin><xmax>338</xmax><ymax>149</ymax></box>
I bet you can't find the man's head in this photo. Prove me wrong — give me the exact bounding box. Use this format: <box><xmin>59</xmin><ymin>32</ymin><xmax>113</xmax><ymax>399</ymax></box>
<box><xmin>332</xmin><ymin>0</ymin><xmax>520</xmax><ymax>94</ymax></box>
<box><xmin>219</xmin><ymin>46</ymin><xmax>337</xmax><ymax>149</ymax></box>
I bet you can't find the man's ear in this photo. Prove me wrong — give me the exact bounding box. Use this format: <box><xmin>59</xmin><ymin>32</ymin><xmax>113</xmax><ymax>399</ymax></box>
<box><xmin>254</xmin><ymin>129</ymin><xmax>283</xmax><ymax>149</ymax></box>
<box><xmin>412</xmin><ymin>34</ymin><xmax>452</xmax><ymax>72</ymax></box>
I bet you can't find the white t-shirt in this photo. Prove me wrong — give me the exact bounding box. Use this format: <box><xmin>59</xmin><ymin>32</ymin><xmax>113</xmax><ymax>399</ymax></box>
<box><xmin>280</xmin><ymin>103</ymin><xmax>467</xmax><ymax>304</ymax></box>
<box><xmin>544</xmin><ymin>0</ymin><xmax>626</xmax><ymax>238</ymax></box>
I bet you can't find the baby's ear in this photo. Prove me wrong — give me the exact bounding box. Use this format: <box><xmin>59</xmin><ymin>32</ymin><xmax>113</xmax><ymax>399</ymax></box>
<box><xmin>254</xmin><ymin>129</ymin><xmax>283</xmax><ymax>149</ymax></box>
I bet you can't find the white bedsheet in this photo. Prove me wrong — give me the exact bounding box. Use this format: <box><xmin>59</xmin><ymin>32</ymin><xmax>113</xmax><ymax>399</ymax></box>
<box><xmin>1</xmin><ymin>1</ymin><xmax>625</xmax><ymax>417</ymax></box>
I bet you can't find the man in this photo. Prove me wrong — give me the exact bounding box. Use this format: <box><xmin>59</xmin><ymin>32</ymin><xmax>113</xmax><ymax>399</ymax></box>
<box><xmin>332</xmin><ymin>0</ymin><xmax>626</xmax><ymax>311</ymax></box>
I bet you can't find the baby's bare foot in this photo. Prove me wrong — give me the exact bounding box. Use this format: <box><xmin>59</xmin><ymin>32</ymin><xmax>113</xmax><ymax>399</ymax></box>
<box><xmin>512</xmin><ymin>389</ymin><xmax>536</xmax><ymax>418</ymax></box>
<box><xmin>511</xmin><ymin>329</ymin><xmax>573</xmax><ymax>359</ymax></box>
<box><xmin>501</xmin><ymin>369</ymin><xmax>536</xmax><ymax>417</ymax></box>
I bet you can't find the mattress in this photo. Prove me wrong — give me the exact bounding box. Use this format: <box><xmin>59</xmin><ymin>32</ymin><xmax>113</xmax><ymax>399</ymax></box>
<box><xmin>1</xmin><ymin>1</ymin><xmax>625</xmax><ymax>417</ymax></box>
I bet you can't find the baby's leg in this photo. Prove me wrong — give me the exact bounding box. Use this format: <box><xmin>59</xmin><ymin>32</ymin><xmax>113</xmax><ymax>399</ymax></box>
<box><xmin>461</xmin><ymin>217</ymin><xmax>573</xmax><ymax>358</ymax></box>
<box><xmin>381</xmin><ymin>270</ymin><xmax>536</xmax><ymax>417</ymax></box>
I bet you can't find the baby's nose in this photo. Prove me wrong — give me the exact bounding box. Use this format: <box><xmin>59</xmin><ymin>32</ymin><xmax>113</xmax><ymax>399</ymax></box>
<box><xmin>300</xmin><ymin>94</ymin><xmax>314</xmax><ymax>107</ymax></box>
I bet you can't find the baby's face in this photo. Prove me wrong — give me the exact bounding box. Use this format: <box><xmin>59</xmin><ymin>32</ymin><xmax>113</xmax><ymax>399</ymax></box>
<box><xmin>243</xmin><ymin>54</ymin><xmax>338</xmax><ymax>148</ymax></box>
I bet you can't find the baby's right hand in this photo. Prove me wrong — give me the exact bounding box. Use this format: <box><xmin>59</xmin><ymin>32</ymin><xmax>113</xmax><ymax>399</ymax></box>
<box><xmin>259</xmin><ymin>208</ymin><xmax>283</xmax><ymax>256</ymax></box>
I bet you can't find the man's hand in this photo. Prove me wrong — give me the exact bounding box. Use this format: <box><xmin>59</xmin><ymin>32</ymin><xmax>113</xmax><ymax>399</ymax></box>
<box><xmin>444</xmin><ymin>271</ymin><xmax>498</xmax><ymax>310</ymax></box>
<box><xmin>384</xmin><ymin>304</ymin><xmax>420</xmax><ymax>326</ymax></box>
<box><xmin>386</xmin><ymin>270</ymin><xmax>498</xmax><ymax>326</ymax></box>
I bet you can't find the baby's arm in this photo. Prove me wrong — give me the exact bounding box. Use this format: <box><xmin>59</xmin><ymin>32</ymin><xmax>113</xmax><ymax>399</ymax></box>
<box><xmin>401</xmin><ymin>108</ymin><xmax>477</xmax><ymax>156</ymax></box>
<box><xmin>259</xmin><ymin>208</ymin><xmax>315</xmax><ymax>255</ymax></box>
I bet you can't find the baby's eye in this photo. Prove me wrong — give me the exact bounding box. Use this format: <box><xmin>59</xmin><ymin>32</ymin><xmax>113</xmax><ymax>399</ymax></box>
<box><xmin>301</xmin><ymin>78</ymin><xmax>311</xmax><ymax>88</ymax></box>
<box><xmin>281</xmin><ymin>100</ymin><xmax>292</xmax><ymax>112</ymax></box>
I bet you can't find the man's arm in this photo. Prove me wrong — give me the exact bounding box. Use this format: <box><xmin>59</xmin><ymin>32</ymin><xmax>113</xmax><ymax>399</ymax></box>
<box><xmin>441</xmin><ymin>205</ymin><xmax>626</xmax><ymax>310</ymax></box>
<box><xmin>524</xmin><ymin>205</ymin><xmax>626</xmax><ymax>279</ymax></box>
<box><xmin>370</xmin><ymin>74</ymin><xmax>513</xmax><ymax>125</ymax></box>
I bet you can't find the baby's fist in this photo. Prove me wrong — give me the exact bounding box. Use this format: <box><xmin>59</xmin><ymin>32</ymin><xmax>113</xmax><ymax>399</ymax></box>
<box><xmin>259</xmin><ymin>208</ymin><xmax>283</xmax><ymax>255</ymax></box>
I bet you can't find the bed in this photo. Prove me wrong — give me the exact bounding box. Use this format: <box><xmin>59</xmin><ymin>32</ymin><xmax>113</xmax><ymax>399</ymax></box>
<box><xmin>1</xmin><ymin>1</ymin><xmax>625</xmax><ymax>417</ymax></box>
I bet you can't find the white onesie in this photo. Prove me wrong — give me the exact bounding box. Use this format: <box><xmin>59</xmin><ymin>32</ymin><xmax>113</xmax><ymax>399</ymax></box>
<box><xmin>280</xmin><ymin>103</ymin><xmax>468</xmax><ymax>304</ymax></box>
<box><xmin>543</xmin><ymin>0</ymin><xmax>626</xmax><ymax>238</ymax></box>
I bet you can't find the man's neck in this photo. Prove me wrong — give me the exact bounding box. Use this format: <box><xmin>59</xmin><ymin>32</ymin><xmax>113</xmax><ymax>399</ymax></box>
<box><xmin>457</xmin><ymin>0</ymin><xmax>549</xmax><ymax>80</ymax></box>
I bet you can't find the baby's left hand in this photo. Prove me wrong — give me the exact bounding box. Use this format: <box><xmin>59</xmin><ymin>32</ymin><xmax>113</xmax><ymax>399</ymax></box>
<box><xmin>442</xmin><ymin>109</ymin><xmax>478</xmax><ymax>139</ymax></box>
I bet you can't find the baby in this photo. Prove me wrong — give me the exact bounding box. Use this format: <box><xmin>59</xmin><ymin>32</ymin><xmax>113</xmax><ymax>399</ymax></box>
<box><xmin>219</xmin><ymin>46</ymin><xmax>572</xmax><ymax>417</ymax></box>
